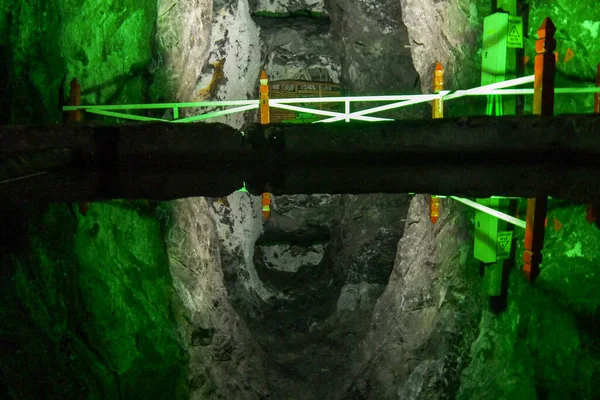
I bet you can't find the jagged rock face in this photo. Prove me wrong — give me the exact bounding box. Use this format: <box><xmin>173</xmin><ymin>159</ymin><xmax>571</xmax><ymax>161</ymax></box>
<box><xmin>0</xmin><ymin>202</ymin><xmax>188</xmax><ymax>399</ymax></box>
<box><xmin>458</xmin><ymin>202</ymin><xmax>600</xmax><ymax>400</ymax></box>
<box><xmin>344</xmin><ymin>195</ymin><xmax>481</xmax><ymax>399</ymax></box>
<box><xmin>164</xmin><ymin>197</ymin><xmax>270</xmax><ymax>399</ymax></box>
<box><xmin>399</xmin><ymin>0</ymin><xmax>487</xmax><ymax>94</ymax></box>
<box><xmin>250</xmin><ymin>0</ymin><xmax>327</xmax><ymax>15</ymax></box>
<box><xmin>325</xmin><ymin>0</ymin><xmax>422</xmax><ymax>111</ymax></box>
<box><xmin>258</xmin><ymin>17</ymin><xmax>341</xmax><ymax>83</ymax></box>
<box><xmin>155</xmin><ymin>0</ymin><xmax>260</xmax><ymax>128</ymax></box>
<box><xmin>155</xmin><ymin>0</ymin><xmax>213</xmax><ymax>101</ymax></box>
<box><xmin>206</xmin><ymin>193</ymin><xmax>412</xmax><ymax>398</ymax></box>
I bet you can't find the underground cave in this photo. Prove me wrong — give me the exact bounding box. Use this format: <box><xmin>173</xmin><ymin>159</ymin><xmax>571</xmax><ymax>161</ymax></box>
<box><xmin>1</xmin><ymin>0</ymin><xmax>600</xmax><ymax>399</ymax></box>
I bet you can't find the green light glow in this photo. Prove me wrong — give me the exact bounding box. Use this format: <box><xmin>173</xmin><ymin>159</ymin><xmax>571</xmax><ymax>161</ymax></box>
<box><xmin>443</xmin><ymin>75</ymin><xmax>534</xmax><ymax>101</ymax></box>
<box><xmin>269</xmin><ymin>94</ymin><xmax>438</xmax><ymax>104</ymax></box>
<box><xmin>85</xmin><ymin>109</ymin><xmax>170</xmax><ymax>123</ymax></box>
<box><xmin>63</xmin><ymin>100</ymin><xmax>260</xmax><ymax>111</ymax></box>
<box><xmin>483</xmin><ymin>87</ymin><xmax>600</xmax><ymax>95</ymax></box>
<box><xmin>450</xmin><ymin>196</ymin><xmax>526</xmax><ymax>229</ymax></box>
<box><xmin>172</xmin><ymin>104</ymin><xmax>259</xmax><ymax>123</ymax></box>
<box><xmin>63</xmin><ymin>74</ymin><xmax>600</xmax><ymax>124</ymax></box>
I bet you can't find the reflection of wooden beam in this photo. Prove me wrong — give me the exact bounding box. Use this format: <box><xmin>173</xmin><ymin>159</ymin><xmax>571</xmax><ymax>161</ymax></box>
<box><xmin>2</xmin><ymin>114</ymin><xmax>600</xmax><ymax>203</ymax></box>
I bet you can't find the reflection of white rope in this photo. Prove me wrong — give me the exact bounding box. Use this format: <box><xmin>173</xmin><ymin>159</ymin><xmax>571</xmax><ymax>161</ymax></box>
<box><xmin>450</xmin><ymin>196</ymin><xmax>526</xmax><ymax>229</ymax></box>
<box><xmin>0</xmin><ymin>171</ymin><xmax>48</xmax><ymax>185</ymax></box>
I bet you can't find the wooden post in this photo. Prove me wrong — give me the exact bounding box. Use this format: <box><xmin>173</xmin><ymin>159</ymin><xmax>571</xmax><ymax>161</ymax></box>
<box><xmin>523</xmin><ymin>18</ymin><xmax>555</xmax><ymax>282</ymax></box>
<box><xmin>68</xmin><ymin>78</ymin><xmax>82</xmax><ymax>122</ymax></box>
<box><xmin>259</xmin><ymin>70</ymin><xmax>270</xmax><ymax>125</ymax></box>
<box><xmin>533</xmin><ymin>18</ymin><xmax>556</xmax><ymax>116</ymax></box>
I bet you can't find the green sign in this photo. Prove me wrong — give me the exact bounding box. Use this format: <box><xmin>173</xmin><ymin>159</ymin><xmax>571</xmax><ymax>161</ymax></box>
<box><xmin>507</xmin><ymin>16</ymin><xmax>523</xmax><ymax>49</ymax></box>
<box><xmin>496</xmin><ymin>231</ymin><xmax>513</xmax><ymax>260</ymax></box>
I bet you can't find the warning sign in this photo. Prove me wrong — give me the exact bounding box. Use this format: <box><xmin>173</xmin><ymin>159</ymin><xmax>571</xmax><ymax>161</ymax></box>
<box><xmin>507</xmin><ymin>16</ymin><xmax>523</xmax><ymax>49</ymax></box>
<box><xmin>496</xmin><ymin>231</ymin><xmax>513</xmax><ymax>260</ymax></box>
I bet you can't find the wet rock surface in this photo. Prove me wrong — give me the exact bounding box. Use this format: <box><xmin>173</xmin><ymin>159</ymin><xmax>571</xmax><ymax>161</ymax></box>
<box><xmin>344</xmin><ymin>195</ymin><xmax>481</xmax><ymax>400</ymax></box>
<box><xmin>206</xmin><ymin>193</ymin><xmax>410</xmax><ymax>398</ymax></box>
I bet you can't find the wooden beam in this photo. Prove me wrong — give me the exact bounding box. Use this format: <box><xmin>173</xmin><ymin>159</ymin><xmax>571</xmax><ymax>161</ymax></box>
<box><xmin>2</xmin><ymin>115</ymin><xmax>600</xmax><ymax>203</ymax></box>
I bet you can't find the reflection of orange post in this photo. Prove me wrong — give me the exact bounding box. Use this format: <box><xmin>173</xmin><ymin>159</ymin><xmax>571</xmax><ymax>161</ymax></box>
<box><xmin>429</xmin><ymin>62</ymin><xmax>444</xmax><ymax>224</ymax></box>
<box><xmin>68</xmin><ymin>78</ymin><xmax>82</xmax><ymax>122</ymax></box>
<box><xmin>430</xmin><ymin>196</ymin><xmax>440</xmax><ymax>224</ymax></box>
<box><xmin>261</xmin><ymin>192</ymin><xmax>271</xmax><ymax>221</ymax></box>
<box><xmin>523</xmin><ymin>18</ymin><xmax>555</xmax><ymax>282</ymax></box>
<box><xmin>260</xmin><ymin>70</ymin><xmax>270</xmax><ymax>125</ymax></box>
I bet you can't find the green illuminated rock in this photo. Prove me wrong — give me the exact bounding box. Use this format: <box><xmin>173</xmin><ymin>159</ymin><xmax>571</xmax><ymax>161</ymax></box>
<box><xmin>0</xmin><ymin>202</ymin><xmax>188</xmax><ymax>399</ymax></box>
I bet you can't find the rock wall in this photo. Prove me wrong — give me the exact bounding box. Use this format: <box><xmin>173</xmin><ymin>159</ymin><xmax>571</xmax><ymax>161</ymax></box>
<box><xmin>250</xmin><ymin>0</ymin><xmax>327</xmax><ymax>16</ymax></box>
<box><xmin>458</xmin><ymin>201</ymin><xmax>600</xmax><ymax>399</ymax></box>
<box><xmin>0</xmin><ymin>202</ymin><xmax>187</xmax><ymax>399</ymax></box>
<box><xmin>163</xmin><ymin>197</ymin><xmax>269</xmax><ymax>399</ymax></box>
<box><xmin>345</xmin><ymin>195</ymin><xmax>482</xmax><ymax>399</ymax></box>
<box><xmin>325</xmin><ymin>0</ymin><xmax>424</xmax><ymax>119</ymax></box>
<box><xmin>155</xmin><ymin>0</ymin><xmax>260</xmax><ymax>128</ymax></box>
<box><xmin>399</xmin><ymin>0</ymin><xmax>488</xmax><ymax>94</ymax></box>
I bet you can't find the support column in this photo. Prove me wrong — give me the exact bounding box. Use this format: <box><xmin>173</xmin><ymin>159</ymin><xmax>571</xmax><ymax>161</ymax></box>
<box><xmin>524</xmin><ymin>18</ymin><xmax>555</xmax><ymax>282</ymax></box>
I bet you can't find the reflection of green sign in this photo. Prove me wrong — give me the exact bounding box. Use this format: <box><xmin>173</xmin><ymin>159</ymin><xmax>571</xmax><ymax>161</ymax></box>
<box><xmin>507</xmin><ymin>16</ymin><xmax>523</xmax><ymax>48</ymax></box>
<box><xmin>496</xmin><ymin>231</ymin><xmax>513</xmax><ymax>260</ymax></box>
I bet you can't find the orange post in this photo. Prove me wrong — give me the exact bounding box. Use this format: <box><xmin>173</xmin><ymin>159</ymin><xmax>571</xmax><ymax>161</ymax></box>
<box><xmin>68</xmin><ymin>78</ymin><xmax>82</xmax><ymax>122</ymax></box>
<box><xmin>432</xmin><ymin>61</ymin><xmax>444</xmax><ymax>119</ymax></box>
<box><xmin>523</xmin><ymin>18</ymin><xmax>555</xmax><ymax>282</ymax></box>
<box><xmin>259</xmin><ymin>70</ymin><xmax>270</xmax><ymax>125</ymax></box>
